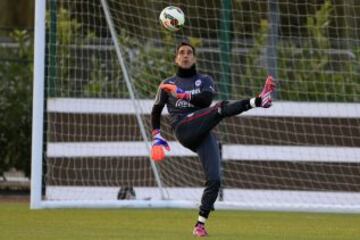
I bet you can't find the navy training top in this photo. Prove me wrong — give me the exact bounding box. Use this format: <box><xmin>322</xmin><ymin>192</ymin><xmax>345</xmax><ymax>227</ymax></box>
<box><xmin>151</xmin><ymin>66</ymin><xmax>216</xmax><ymax>129</ymax></box>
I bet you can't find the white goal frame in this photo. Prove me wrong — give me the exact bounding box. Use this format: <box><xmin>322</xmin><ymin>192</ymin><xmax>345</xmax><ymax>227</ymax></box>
<box><xmin>31</xmin><ymin>0</ymin><xmax>46</xmax><ymax>209</ymax></box>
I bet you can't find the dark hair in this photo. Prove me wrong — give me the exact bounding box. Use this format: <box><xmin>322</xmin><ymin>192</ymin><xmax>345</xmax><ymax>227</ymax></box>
<box><xmin>176</xmin><ymin>41</ymin><xmax>196</xmax><ymax>55</ymax></box>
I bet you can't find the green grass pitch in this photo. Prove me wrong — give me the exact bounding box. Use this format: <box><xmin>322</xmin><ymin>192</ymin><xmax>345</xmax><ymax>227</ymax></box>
<box><xmin>1</xmin><ymin>202</ymin><xmax>360</xmax><ymax>240</ymax></box>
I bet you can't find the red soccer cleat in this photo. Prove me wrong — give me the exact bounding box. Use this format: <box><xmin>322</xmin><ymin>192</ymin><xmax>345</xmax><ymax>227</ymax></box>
<box><xmin>259</xmin><ymin>75</ymin><xmax>276</xmax><ymax>108</ymax></box>
<box><xmin>193</xmin><ymin>223</ymin><xmax>208</xmax><ymax>237</ymax></box>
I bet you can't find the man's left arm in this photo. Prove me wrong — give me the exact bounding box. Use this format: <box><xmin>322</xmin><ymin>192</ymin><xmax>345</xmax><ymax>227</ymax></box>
<box><xmin>189</xmin><ymin>75</ymin><xmax>216</xmax><ymax>108</ymax></box>
<box><xmin>160</xmin><ymin>75</ymin><xmax>216</xmax><ymax>108</ymax></box>
<box><xmin>189</xmin><ymin>91</ymin><xmax>213</xmax><ymax>108</ymax></box>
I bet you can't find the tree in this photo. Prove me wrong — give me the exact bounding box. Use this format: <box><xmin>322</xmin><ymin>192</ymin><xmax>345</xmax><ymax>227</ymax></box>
<box><xmin>0</xmin><ymin>30</ymin><xmax>33</xmax><ymax>176</ymax></box>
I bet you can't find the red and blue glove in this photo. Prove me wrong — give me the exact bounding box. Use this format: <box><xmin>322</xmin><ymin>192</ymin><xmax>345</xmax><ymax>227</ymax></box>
<box><xmin>151</xmin><ymin>129</ymin><xmax>170</xmax><ymax>162</ymax></box>
<box><xmin>160</xmin><ymin>83</ymin><xmax>191</xmax><ymax>100</ymax></box>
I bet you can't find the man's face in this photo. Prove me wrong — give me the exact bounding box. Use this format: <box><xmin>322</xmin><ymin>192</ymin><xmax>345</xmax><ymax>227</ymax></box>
<box><xmin>175</xmin><ymin>45</ymin><xmax>196</xmax><ymax>69</ymax></box>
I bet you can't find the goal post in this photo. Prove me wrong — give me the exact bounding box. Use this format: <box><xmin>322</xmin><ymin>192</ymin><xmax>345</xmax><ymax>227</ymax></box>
<box><xmin>31</xmin><ymin>0</ymin><xmax>46</xmax><ymax>209</ymax></box>
<box><xmin>32</xmin><ymin>0</ymin><xmax>360</xmax><ymax>212</ymax></box>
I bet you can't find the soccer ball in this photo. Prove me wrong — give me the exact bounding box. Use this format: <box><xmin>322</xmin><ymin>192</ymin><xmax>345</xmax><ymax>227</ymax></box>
<box><xmin>159</xmin><ymin>6</ymin><xmax>185</xmax><ymax>32</ymax></box>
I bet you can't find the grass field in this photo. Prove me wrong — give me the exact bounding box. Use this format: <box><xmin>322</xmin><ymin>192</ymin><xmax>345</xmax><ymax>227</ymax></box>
<box><xmin>1</xmin><ymin>202</ymin><xmax>360</xmax><ymax>240</ymax></box>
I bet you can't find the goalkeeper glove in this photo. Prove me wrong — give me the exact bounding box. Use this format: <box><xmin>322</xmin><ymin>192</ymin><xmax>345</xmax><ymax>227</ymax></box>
<box><xmin>160</xmin><ymin>83</ymin><xmax>191</xmax><ymax>100</ymax></box>
<box><xmin>259</xmin><ymin>75</ymin><xmax>276</xmax><ymax>108</ymax></box>
<box><xmin>151</xmin><ymin>129</ymin><xmax>170</xmax><ymax>161</ymax></box>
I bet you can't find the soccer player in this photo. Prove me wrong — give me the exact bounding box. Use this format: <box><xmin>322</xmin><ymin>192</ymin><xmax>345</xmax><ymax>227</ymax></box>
<box><xmin>150</xmin><ymin>41</ymin><xmax>275</xmax><ymax>237</ymax></box>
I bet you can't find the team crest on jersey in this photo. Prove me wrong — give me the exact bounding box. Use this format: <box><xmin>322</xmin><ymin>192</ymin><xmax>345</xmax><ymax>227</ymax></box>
<box><xmin>195</xmin><ymin>79</ymin><xmax>202</xmax><ymax>87</ymax></box>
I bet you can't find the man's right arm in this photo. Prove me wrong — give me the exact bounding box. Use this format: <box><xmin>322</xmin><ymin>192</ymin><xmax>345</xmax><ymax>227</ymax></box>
<box><xmin>151</xmin><ymin>86</ymin><xmax>168</xmax><ymax>130</ymax></box>
<box><xmin>151</xmin><ymin>86</ymin><xmax>169</xmax><ymax>161</ymax></box>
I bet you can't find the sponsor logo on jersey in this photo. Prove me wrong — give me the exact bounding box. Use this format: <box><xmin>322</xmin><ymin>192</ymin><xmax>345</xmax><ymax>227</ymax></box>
<box><xmin>187</xmin><ymin>88</ymin><xmax>201</xmax><ymax>95</ymax></box>
<box><xmin>175</xmin><ymin>99</ymin><xmax>194</xmax><ymax>108</ymax></box>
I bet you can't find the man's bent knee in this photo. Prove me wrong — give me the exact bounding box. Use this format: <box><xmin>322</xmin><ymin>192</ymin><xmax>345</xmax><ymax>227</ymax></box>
<box><xmin>206</xmin><ymin>179</ymin><xmax>221</xmax><ymax>191</ymax></box>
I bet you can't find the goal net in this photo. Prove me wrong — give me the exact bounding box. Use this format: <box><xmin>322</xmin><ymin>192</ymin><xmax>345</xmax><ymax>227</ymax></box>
<box><xmin>32</xmin><ymin>0</ymin><xmax>360</xmax><ymax>212</ymax></box>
